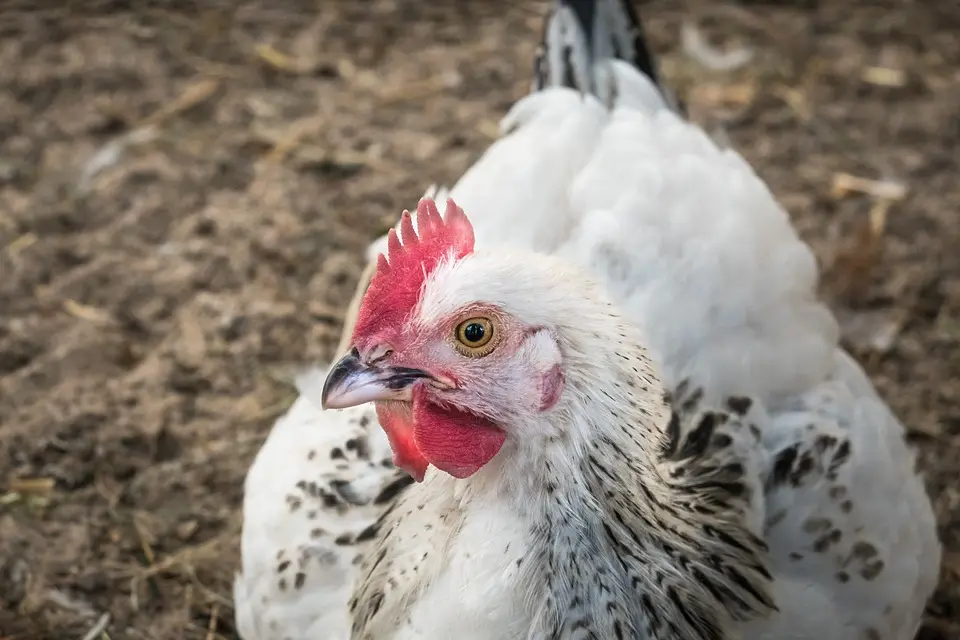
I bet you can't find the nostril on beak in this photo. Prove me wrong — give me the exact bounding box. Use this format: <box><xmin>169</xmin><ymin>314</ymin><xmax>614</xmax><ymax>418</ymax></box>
<box><xmin>367</xmin><ymin>344</ymin><xmax>393</xmax><ymax>364</ymax></box>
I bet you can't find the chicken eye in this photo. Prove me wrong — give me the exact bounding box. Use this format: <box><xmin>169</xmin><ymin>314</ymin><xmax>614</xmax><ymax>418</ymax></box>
<box><xmin>454</xmin><ymin>317</ymin><xmax>495</xmax><ymax>357</ymax></box>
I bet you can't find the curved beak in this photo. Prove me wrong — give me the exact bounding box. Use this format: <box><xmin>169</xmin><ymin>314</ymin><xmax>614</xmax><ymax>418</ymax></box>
<box><xmin>321</xmin><ymin>348</ymin><xmax>430</xmax><ymax>410</ymax></box>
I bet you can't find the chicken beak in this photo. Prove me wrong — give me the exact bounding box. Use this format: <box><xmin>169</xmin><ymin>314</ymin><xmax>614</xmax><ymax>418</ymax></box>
<box><xmin>321</xmin><ymin>348</ymin><xmax>429</xmax><ymax>410</ymax></box>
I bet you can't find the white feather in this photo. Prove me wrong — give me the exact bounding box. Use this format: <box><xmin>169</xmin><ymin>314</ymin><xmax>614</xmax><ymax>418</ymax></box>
<box><xmin>234</xmin><ymin>371</ymin><xmax>390</xmax><ymax>640</ymax></box>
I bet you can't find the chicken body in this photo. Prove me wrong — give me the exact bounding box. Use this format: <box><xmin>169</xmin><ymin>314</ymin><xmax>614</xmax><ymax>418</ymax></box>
<box><xmin>235</xmin><ymin>2</ymin><xmax>939</xmax><ymax>639</ymax></box>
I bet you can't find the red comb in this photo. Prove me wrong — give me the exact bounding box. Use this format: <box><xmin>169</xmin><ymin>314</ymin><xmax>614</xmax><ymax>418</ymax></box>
<box><xmin>352</xmin><ymin>198</ymin><xmax>475</xmax><ymax>344</ymax></box>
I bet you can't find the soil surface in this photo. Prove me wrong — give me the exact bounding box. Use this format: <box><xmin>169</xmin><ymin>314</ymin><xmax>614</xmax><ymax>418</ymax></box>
<box><xmin>1</xmin><ymin>1</ymin><xmax>958</xmax><ymax>638</ymax></box>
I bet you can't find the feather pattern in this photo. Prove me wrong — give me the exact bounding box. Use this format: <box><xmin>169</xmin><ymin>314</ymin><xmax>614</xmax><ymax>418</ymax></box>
<box><xmin>234</xmin><ymin>372</ymin><xmax>397</xmax><ymax>640</ymax></box>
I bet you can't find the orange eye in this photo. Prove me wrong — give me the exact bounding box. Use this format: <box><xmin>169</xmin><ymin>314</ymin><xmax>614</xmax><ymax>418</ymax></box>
<box><xmin>454</xmin><ymin>317</ymin><xmax>496</xmax><ymax>357</ymax></box>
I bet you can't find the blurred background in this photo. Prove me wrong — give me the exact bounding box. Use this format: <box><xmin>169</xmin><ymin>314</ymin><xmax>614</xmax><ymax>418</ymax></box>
<box><xmin>0</xmin><ymin>1</ymin><xmax>957</xmax><ymax>638</ymax></box>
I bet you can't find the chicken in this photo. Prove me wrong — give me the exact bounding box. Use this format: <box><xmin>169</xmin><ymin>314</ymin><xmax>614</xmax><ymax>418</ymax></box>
<box><xmin>235</xmin><ymin>1</ymin><xmax>940</xmax><ymax>639</ymax></box>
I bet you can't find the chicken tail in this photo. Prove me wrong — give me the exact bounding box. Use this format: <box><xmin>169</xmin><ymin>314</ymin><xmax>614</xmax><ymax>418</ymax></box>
<box><xmin>533</xmin><ymin>0</ymin><xmax>682</xmax><ymax>112</ymax></box>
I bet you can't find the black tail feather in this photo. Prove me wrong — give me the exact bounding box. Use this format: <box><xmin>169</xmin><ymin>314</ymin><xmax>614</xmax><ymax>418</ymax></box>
<box><xmin>533</xmin><ymin>0</ymin><xmax>681</xmax><ymax>112</ymax></box>
<box><xmin>615</xmin><ymin>0</ymin><xmax>662</xmax><ymax>88</ymax></box>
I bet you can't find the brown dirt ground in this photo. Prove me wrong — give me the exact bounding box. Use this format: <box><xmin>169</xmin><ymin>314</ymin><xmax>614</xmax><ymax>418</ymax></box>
<box><xmin>0</xmin><ymin>1</ymin><xmax>957</xmax><ymax>638</ymax></box>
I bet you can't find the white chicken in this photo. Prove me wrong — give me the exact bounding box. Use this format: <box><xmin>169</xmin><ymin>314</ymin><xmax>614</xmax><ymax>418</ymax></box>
<box><xmin>234</xmin><ymin>2</ymin><xmax>940</xmax><ymax>639</ymax></box>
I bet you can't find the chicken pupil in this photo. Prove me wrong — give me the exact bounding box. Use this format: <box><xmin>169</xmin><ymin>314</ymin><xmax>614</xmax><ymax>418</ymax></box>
<box><xmin>463</xmin><ymin>323</ymin><xmax>485</xmax><ymax>343</ymax></box>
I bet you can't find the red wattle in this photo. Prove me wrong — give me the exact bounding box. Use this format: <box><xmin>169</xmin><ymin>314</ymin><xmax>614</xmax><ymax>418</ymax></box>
<box><xmin>411</xmin><ymin>388</ymin><xmax>506</xmax><ymax>479</ymax></box>
<box><xmin>375</xmin><ymin>402</ymin><xmax>429</xmax><ymax>482</ymax></box>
